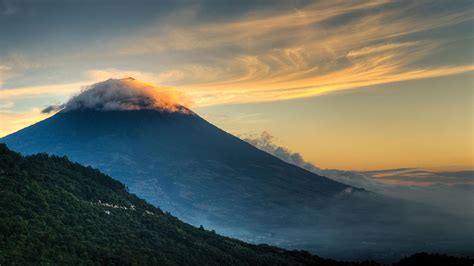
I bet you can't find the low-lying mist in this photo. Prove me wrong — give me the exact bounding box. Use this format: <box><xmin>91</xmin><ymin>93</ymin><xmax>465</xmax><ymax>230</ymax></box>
<box><xmin>243</xmin><ymin>131</ymin><xmax>473</xmax><ymax>220</ymax></box>
<box><xmin>239</xmin><ymin>131</ymin><xmax>474</xmax><ymax>261</ymax></box>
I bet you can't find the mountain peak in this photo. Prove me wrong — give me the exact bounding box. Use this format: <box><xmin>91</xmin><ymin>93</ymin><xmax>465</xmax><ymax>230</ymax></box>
<box><xmin>43</xmin><ymin>78</ymin><xmax>191</xmax><ymax>114</ymax></box>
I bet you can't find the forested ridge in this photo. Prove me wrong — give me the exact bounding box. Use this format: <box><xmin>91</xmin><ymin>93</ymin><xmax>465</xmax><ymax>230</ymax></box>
<box><xmin>0</xmin><ymin>144</ymin><xmax>355</xmax><ymax>265</ymax></box>
<box><xmin>0</xmin><ymin>144</ymin><xmax>471</xmax><ymax>265</ymax></box>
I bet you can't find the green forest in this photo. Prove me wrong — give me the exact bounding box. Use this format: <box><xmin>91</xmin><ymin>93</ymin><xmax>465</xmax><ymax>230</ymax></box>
<box><xmin>0</xmin><ymin>144</ymin><xmax>471</xmax><ymax>265</ymax></box>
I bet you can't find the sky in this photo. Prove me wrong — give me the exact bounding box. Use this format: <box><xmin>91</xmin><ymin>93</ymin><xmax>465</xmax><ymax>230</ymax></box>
<box><xmin>0</xmin><ymin>0</ymin><xmax>473</xmax><ymax>171</ymax></box>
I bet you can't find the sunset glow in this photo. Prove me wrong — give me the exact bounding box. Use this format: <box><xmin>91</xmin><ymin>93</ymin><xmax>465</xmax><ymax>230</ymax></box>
<box><xmin>1</xmin><ymin>0</ymin><xmax>473</xmax><ymax>171</ymax></box>
<box><xmin>1</xmin><ymin>1</ymin><xmax>474</xmax><ymax>263</ymax></box>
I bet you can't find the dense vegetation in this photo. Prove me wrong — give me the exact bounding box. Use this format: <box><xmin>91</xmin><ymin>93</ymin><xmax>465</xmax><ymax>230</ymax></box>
<box><xmin>0</xmin><ymin>144</ymin><xmax>472</xmax><ymax>265</ymax></box>
<box><xmin>0</xmin><ymin>144</ymin><xmax>352</xmax><ymax>265</ymax></box>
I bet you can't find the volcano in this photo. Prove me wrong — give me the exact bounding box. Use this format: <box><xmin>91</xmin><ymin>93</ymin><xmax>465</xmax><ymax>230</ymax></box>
<box><xmin>2</xmin><ymin>78</ymin><xmax>472</xmax><ymax>261</ymax></box>
<box><xmin>1</xmin><ymin>79</ymin><xmax>356</xmax><ymax>227</ymax></box>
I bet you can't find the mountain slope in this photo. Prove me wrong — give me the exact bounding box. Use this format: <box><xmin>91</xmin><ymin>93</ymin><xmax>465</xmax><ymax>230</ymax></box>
<box><xmin>0</xmin><ymin>143</ymin><xmax>354</xmax><ymax>265</ymax></box>
<box><xmin>4</xmin><ymin>110</ymin><xmax>474</xmax><ymax>261</ymax></box>
<box><xmin>1</xmin><ymin>109</ymin><xmax>358</xmax><ymax>230</ymax></box>
<box><xmin>2</xmin><ymin>79</ymin><xmax>472</xmax><ymax>261</ymax></box>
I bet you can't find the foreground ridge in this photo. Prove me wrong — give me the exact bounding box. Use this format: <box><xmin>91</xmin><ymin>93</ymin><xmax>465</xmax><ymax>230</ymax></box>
<box><xmin>0</xmin><ymin>144</ymin><xmax>354</xmax><ymax>265</ymax></box>
<box><xmin>1</xmin><ymin>144</ymin><xmax>472</xmax><ymax>265</ymax></box>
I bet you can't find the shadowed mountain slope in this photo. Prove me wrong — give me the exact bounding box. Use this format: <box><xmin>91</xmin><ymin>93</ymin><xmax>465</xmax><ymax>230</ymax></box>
<box><xmin>2</xmin><ymin>109</ymin><xmax>358</xmax><ymax>229</ymax></box>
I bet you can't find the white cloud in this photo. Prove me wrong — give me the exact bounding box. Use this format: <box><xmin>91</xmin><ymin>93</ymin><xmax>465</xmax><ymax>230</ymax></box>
<box><xmin>242</xmin><ymin>131</ymin><xmax>387</xmax><ymax>191</ymax></box>
<box><xmin>58</xmin><ymin>78</ymin><xmax>190</xmax><ymax>113</ymax></box>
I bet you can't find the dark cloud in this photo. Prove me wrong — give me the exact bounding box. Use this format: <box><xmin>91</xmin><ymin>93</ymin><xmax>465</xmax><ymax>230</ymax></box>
<box><xmin>438</xmin><ymin>170</ymin><xmax>474</xmax><ymax>179</ymax></box>
<box><xmin>362</xmin><ymin>168</ymin><xmax>415</xmax><ymax>175</ymax></box>
<box><xmin>364</xmin><ymin>169</ymin><xmax>474</xmax><ymax>185</ymax></box>
<box><xmin>41</xmin><ymin>104</ymin><xmax>64</xmax><ymax>114</ymax></box>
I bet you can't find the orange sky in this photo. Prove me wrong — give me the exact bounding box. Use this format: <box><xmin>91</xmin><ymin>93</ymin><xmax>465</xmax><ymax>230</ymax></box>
<box><xmin>0</xmin><ymin>0</ymin><xmax>473</xmax><ymax>171</ymax></box>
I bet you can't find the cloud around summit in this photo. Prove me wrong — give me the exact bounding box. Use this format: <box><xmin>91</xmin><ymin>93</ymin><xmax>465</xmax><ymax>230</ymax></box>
<box><xmin>42</xmin><ymin>78</ymin><xmax>191</xmax><ymax>114</ymax></box>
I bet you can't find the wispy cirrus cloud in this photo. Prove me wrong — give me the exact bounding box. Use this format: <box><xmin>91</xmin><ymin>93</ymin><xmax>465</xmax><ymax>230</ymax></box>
<box><xmin>0</xmin><ymin>82</ymin><xmax>85</xmax><ymax>99</ymax></box>
<box><xmin>110</xmin><ymin>0</ymin><xmax>473</xmax><ymax>106</ymax></box>
<box><xmin>2</xmin><ymin>1</ymin><xmax>473</xmax><ymax>106</ymax></box>
<box><xmin>0</xmin><ymin>0</ymin><xmax>473</xmax><ymax>136</ymax></box>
